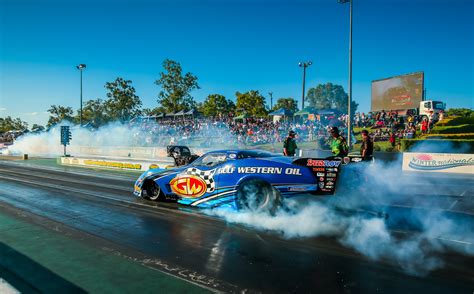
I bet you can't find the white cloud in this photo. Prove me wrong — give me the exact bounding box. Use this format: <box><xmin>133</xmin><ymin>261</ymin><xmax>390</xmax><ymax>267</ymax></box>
<box><xmin>0</xmin><ymin>107</ymin><xmax>6</xmax><ymax>111</ymax></box>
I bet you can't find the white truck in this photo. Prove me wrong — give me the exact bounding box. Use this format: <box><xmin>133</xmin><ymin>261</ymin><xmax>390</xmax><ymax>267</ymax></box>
<box><xmin>406</xmin><ymin>100</ymin><xmax>446</xmax><ymax>118</ymax></box>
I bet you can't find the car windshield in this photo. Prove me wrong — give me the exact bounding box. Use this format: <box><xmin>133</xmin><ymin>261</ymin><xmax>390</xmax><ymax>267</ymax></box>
<box><xmin>191</xmin><ymin>153</ymin><xmax>227</xmax><ymax>167</ymax></box>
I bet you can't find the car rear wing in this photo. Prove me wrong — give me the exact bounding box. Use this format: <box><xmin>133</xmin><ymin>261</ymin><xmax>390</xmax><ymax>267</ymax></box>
<box><xmin>292</xmin><ymin>158</ymin><xmax>343</xmax><ymax>195</ymax></box>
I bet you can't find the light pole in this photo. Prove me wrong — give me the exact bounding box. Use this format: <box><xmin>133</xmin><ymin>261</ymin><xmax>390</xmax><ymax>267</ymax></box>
<box><xmin>76</xmin><ymin>64</ymin><xmax>86</xmax><ymax>126</ymax></box>
<box><xmin>268</xmin><ymin>92</ymin><xmax>273</xmax><ymax>109</ymax></box>
<box><xmin>338</xmin><ymin>0</ymin><xmax>352</xmax><ymax>148</ymax></box>
<box><xmin>298</xmin><ymin>61</ymin><xmax>312</xmax><ymax>109</ymax></box>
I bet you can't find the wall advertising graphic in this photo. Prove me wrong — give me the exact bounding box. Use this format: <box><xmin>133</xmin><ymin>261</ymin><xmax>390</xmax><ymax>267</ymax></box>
<box><xmin>402</xmin><ymin>152</ymin><xmax>474</xmax><ymax>174</ymax></box>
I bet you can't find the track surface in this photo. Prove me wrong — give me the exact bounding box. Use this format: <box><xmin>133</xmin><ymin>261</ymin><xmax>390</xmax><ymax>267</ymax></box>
<box><xmin>0</xmin><ymin>161</ymin><xmax>473</xmax><ymax>293</ymax></box>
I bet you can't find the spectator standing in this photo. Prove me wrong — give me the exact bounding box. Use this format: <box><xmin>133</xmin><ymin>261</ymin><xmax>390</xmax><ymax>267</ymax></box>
<box><xmin>360</xmin><ymin>130</ymin><xmax>373</xmax><ymax>161</ymax></box>
<box><xmin>283</xmin><ymin>130</ymin><xmax>298</xmax><ymax>156</ymax></box>
<box><xmin>421</xmin><ymin>118</ymin><xmax>429</xmax><ymax>134</ymax></box>
<box><xmin>389</xmin><ymin>131</ymin><xmax>396</xmax><ymax>147</ymax></box>
<box><xmin>329</xmin><ymin>127</ymin><xmax>349</xmax><ymax>157</ymax></box>
<box><xmin>439</xmin><ymin>110</ymin><xmax>445</xmax><ymax>121</ymax></box>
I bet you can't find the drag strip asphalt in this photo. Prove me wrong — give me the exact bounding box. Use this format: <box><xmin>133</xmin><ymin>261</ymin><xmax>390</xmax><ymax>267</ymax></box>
<box><xmin>0</xmin><ymin>161</ymin><xmax>473</xmax><ymax>293</ymax></box>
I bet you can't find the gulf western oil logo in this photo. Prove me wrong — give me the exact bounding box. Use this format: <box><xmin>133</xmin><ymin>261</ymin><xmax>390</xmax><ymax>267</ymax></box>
<box><xmin>170</xmin><ymin>175</ymin><xmax>207</xmax><ymax>198</ymax></box>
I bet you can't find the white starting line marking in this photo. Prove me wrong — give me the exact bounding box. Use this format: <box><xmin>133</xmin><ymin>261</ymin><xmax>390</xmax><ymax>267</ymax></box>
<box><xmin>0</xmin><ymin>278</ymin><xmax>20</xmax><ymax>294</ymax></box>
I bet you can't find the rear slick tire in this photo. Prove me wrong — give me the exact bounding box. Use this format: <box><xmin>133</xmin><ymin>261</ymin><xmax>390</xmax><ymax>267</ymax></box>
<box><xmin>236</xmin><ymin>179</ymin><xmax>281</xmax><ymax>215</ymax></box>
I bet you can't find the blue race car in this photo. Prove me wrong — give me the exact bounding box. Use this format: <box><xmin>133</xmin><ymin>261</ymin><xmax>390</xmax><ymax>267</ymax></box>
<box><xmin>134</xmin><ymin>149</ymin><xmax>346</xmax><ymax>213</ymax></box>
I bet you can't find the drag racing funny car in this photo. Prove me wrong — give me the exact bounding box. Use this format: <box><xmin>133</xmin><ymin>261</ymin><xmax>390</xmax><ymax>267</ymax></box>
<box><xmin>134</xmin><ymin>149</ymin><xmax>364</xmax><ymax>213</ymax></box>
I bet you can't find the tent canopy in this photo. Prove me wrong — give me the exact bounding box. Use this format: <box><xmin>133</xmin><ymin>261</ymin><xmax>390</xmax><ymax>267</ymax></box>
<box><xmin>185</xmin><ymin>109</ymin><xmax>197</xmax><ymax>115</ymax></box>
<box><xmin>269</xmin><ymin>107</ymin><xmax>293</xmax><ymax>116</ymax></box>
<box><xmin>294</xmin><ymin>107</ymin><xmax>317</xmax><ymax>116</ymax></box>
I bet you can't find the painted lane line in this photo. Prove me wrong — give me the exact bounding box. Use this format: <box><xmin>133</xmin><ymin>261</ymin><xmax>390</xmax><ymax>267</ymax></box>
<box><xmin>0</xmin><ymin>278</ymin><xmax>20</xmax><ymax>294</ymax></box>
<box><xmin>0</xmin><ymin>168</ymin><xmax>133</xmax><ymax>192</ymax></box>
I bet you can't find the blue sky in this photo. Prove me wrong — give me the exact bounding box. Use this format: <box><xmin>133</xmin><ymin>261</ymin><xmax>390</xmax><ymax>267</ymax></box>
<box><xmin>1</xmin><ymin>0</ymin><xmax>473</xmax><ymax>126</ymax></box>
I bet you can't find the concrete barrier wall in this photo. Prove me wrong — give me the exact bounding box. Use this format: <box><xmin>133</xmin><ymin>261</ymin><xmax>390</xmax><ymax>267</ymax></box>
<box><xmin>70</xmin><ymin>146</ymin><xmax>209</xmax><ymax>160</ymax></box>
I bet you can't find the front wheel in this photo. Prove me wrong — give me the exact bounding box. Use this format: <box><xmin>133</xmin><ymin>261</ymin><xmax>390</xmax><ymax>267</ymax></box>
<box><xmin>236</xmin><ymin>179</ymin><xmax>281</xmax><ymax>214</ymax></box>
<box><xmin>144</xmin><ymin>180</ymin><xmax>162</xmax><ymax>201</ymax></box>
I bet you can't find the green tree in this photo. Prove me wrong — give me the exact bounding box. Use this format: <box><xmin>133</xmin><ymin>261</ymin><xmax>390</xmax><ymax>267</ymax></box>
<box><xmin>235</xmin><ymin>90</ymin><xmax>267</xmax><ymax>117</ymax></box>
<box><xmin>0</xmin><ymin>116</ymin><xmax>29</xmax><ymax>132</ymax></box>
<box><xmin>104</xmin><ymin>77</ymin><xmax>142</xmax><ymax>122</ymax></box>
<box><xmin>155</xmin><ymin>59</ymin><xmax>200</xmax><ymax>112</ymax></box>
<box><xmin>200</xmin><ymin>94</ymin><xmax>236</xmax><ymax>117</ymax></box>
<box><xmin>47</xmin><ymin>105</ymin><xmax>74</xmax><ymax>128</ymax></box>
<box><xmin>306</xmin><ymin>83</ymin><xmax>358</xmax><ymax>116</ymax></box>
<box><xmin>80</xmin><ymin>99</ymin><xmax>108</xmax><ymax>127</ymax></box>
<box><xmin>272</xmin><ymin>97</ymin><xmax>298</xmax><ymax>113</ymax></box>
<box><xmin>446</xmin><ymin>108</ymin><xmax>473</xmax><ymax>117</ymax></box>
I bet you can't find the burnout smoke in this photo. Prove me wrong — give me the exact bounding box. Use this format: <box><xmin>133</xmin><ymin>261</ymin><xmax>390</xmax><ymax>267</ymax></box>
<box><xmin>207</xmin><ymin>156</ymin><xmax>474</xmax><ymax>276</ymax></box>
<box><xmin>6</xmin><ymin>120</ymin><xmax>240</xmax><ymax>157</ymax></box>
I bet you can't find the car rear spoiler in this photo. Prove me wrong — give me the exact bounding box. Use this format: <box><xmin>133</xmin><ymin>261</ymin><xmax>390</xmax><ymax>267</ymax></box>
<box><xmin>292</xmin><ymin>157</ymin><xmax>343</xmax><ymax>195</ymax></box>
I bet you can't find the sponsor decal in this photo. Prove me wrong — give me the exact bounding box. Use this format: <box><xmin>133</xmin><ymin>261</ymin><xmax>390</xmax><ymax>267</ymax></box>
<box><xmin>319</xmin><ymin>177</ymin><xmax>325</xmax><ymax>182</ymax></box>
<box><xmin>134</xmin><ymin>185</ymin><xmax>141</xmax><ymax>192</ymax></box>
<box><xmin>316</xmin><ymin>172</ymin><xmax>325</xmax><ymax>177</ymax></box>
<box><xmin>408</xmin><ymin>154</ymin><xmax>474</xmax><ymax>171</ymax></box>
<box><xmin>182</xmin><ymin>167</ymin><xmax>216</xmax><ymax>192</ymax></box>
<box><xmin>326</xmin><ymin>181</ymin><xmax>334</xmax><ymax>185</ymax></box>
<box><xmin>288</xmin><ymin>186</ymin><xmax>306</xmax><ymax>192</ymax></box>
<box><xmin>170</xmin><ymin>175</ymin><xmax>207</xmax><ymax>198</ymax></box>
<box><xmin>149</xmin><ymin>164</ymin><xmax>159</xmax><ymax>169</ymax></box>
<box><xmin>327</xmin><ymin>173</ymin><xmax>337</xmax><ymax>177</ymax></box>
<box><xmin>326</xmin><ymin>168</ymin><xmax>338</xmax><ymax>172</ymax></box>
<box><xmin>312</xmin><ymin>167</ymin><xmax>325</xmax><ymax>172</ymax></box>
<box><xmin>352</xmin><ymin>157</ymin><xmax>363</xmax><ymax>162</ymax></box>
<box><xmin>228</xmin><ymin>153</ymin><xmax>237</xmax><ymax>159</ymax></box>
<box><xmin>326</xmin><ymin>177</ymin><xmax>336</xmax><ymax>181</ymax></box>
<box><xmin>233</xmin><ymin>167</ymin><xmax>302</xmax><ymax>175</ymax></box>
<box><xmin>343</xmin><ymin>157</ymin><xmax>351</xmax><ymax>164</ymax></box>
<box><xmin>318</xmin><ymin>182</ymin><xmax>325</xmax><ymax>189</ymax></box>
<box><xmin>217</xmin><ymin>167</ymin><xmax>235</xmax><ymax>174</ymax></box>
<box><xmin>307</xmin><ymin>159</ymin><xmax>341</xmax><ymax>168</ymax></box>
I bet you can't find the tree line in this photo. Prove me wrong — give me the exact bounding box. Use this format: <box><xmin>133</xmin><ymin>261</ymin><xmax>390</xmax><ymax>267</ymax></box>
<box><xmin>2</xmin><ymin>59</ymin><xmax>359</xmax><ymax>131</ymax></box>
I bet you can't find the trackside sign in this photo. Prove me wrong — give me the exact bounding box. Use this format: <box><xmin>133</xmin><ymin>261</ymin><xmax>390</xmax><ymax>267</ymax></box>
<box><xmin>402</xmin><ymin>152</ymin><xmax>474</xmax><ymax>174</ymax></box>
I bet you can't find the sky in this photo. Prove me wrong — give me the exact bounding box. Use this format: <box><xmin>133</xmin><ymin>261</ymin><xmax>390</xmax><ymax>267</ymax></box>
<box><xmin>0</xmin><ymin>0</ymin><xmax>473</xmax><ymax>126</ymax></box>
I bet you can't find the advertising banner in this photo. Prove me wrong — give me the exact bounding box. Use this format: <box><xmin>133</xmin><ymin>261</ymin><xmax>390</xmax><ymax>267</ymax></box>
<box><xmin>402</xmin><ymin>152</ymin><xmax>474</xmax><ymax>174</ymax></box>
<box><xmin>60</xmin><ymin>157</ymin><xmax>175</xmax><ymax>171</ymax></box>
<box><xmin>371</xmin><ymin>72</ymin><xmax>424</xmax><ymax>111</ymax></box>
